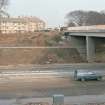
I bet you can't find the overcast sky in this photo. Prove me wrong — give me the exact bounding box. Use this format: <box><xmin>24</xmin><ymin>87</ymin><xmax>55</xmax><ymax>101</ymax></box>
<box><xmin>8</xmin><ymin>0</ymin><xmax>105</xmax><ymax>27</ymax></box>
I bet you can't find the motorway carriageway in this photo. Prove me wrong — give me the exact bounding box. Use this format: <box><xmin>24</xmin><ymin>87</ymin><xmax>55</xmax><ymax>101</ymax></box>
<box><xmin>0</xmin><ymin>69</ymin><xmax>105</xmax><ymax>77</ymax></box>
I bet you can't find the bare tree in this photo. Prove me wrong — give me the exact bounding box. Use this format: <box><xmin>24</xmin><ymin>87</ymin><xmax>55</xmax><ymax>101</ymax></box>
<box><xmin>0</xmin><ymin>0</ymin><xmax>9</xmax><ymax>17</ymax></box>
<box><xmin>86</xmin><ymin>11</ymin><xmax>105</xmax><ymax>25</ymax></box>
<box><xmin>66</xmin><ymin>10</ymin><xmax>87</xmax><ymax>26</ymax></box>
<box><xmin>0</xmin><ymin>0</ymin><xmax>8</xmax><ymax>10</ymax></box>
<box><xmin>0</xmin><ymin>0</ymin><xmax>9</xmax><ymax>33</ymax></box>
<box><xmin>67</xmin><ymin>22</ymin><xmax>76</xmax><ymax>27</ymax></box>
<box><xmin>66</xmin><ymin>10</ymin><xmax>105</xmax><ymax>27</ymax></box>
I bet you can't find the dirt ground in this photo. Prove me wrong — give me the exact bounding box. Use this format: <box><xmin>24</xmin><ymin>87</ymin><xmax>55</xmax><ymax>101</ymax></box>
<box><xmin>0</xmin><ymin>75</ymin><xmax>73</xmax><ymax>92</ymax></box>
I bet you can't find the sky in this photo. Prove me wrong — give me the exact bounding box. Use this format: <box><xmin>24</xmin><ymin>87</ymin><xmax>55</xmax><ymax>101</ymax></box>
<box><xmin>7</xmin><ymin>0</ymin><xmax>105</xmax><ymax>27</ymax></box>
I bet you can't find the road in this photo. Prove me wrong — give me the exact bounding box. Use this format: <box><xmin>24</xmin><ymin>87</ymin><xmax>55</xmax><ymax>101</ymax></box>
<box><xmin>0</xmin><ymin>64</ymin><xmax>105</xmax><ymax>104</ymax></box>
<box><xmin>1</xmin><ymin>63</ymin><xmax>105</xmax><ymax>78</ymax></box>
<box><xmin>1</xmin><ymin>95</ymin><xmax>105</xmax><ymax>105</ymax></box>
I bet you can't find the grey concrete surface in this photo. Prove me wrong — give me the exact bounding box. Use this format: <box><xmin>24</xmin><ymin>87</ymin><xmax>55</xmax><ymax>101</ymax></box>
<box><xmin>86</xmin><ymin>36</ymin><xmax>95</xmax><ymax>62</ymax></box>
<box><xmin>0</xmin><ymin>95</ymin><xmax>105</xmax><ymax>105</ymax></box>
<box><xmin>66</xmin><ymin>31</ymin><xmax>105</xmax><ymax>62</ymax></box>
<box><xmin>70</xmin><ymin>36</ymin><xmax>86</xmax><ymax>60</ymax></box>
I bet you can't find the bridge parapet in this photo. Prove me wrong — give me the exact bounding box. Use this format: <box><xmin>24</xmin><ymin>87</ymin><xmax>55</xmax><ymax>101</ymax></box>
<box><xmin>68</xmin><ymin>25</ymin><xmax>105</xmax><ymax>32</ymax></box>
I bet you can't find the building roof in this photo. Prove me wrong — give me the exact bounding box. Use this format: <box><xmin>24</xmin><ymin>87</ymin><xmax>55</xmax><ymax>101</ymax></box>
<box><xmin>23</xmin><ymin>16</ymin><xmax>45</xmax><ymax>23</ymax></box>
<box><xmin>0</xmin><ymin>16</ymin><xmax>45</xmax><ymax>24</ymax></box>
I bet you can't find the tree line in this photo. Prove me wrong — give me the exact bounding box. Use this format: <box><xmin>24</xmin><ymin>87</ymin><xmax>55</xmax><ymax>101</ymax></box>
<box><xmin>66</xmin><ymin>10</ymin><xmax>105</xmax><ymax>27</ymax></box>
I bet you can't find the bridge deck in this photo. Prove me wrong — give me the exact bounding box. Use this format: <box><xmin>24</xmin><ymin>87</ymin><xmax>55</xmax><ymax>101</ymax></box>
<box><xmin>65</xmin><ymin>25</ymin><xmax>105</xmax><ymax>37</ymax></box>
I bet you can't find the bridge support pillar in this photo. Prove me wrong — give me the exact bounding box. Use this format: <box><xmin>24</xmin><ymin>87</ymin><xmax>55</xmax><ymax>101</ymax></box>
<box><xmin>86</xmin><ymin>36</ymin><xmax>95</xmax><ymax>62</ymax></box>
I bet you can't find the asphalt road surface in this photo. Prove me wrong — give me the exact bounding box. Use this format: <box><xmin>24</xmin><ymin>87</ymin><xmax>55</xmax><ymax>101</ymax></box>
<box><xmin>0</xmin><ymin>64</ymin><xmax>105</xmax><ymax>104</ymax></box>
<box><xmin>1</xmin><ymin>95</ymin><xmax>105</xmax><ymax>105</ymax></box>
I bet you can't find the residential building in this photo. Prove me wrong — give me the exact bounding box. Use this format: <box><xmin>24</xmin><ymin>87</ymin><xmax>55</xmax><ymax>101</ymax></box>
<box><xmin>0</xmin><ymin>16</ymin><xmax>46</xmax><ymax>34</ymax></box>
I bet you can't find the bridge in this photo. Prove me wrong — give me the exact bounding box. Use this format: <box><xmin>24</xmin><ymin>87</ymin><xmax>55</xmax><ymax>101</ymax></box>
<box><xmin>64</xmin><ymin>25</ymin><xmax>105</xmax><ymax>62</ymax></box>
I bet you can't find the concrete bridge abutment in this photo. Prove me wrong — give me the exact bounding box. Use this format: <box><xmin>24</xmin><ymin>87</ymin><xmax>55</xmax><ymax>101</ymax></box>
<box><xmin>69</xmin><ymin>36</ymin><xmax>87</xmax><ymax>61</ymax></box>
<box><xmin>69</xmin><ymin>36</ymin><xmax>95</xmax><ymax>62</ymax></box>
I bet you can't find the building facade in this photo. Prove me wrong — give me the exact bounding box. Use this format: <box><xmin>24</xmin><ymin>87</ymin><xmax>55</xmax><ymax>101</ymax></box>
<box><xmin>0</xmin><ymin>16</ymin><xmax>46</xmax><ymax>34</ymax></box>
